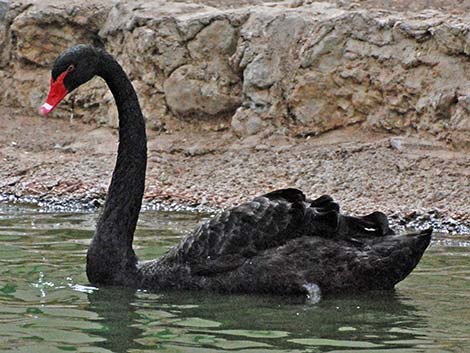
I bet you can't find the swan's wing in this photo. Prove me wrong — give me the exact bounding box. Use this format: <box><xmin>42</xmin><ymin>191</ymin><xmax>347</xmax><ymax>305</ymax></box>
<box><xmin>172</xmin><ymin>188</ymin><xmax>314</xmax><ymax>275</ymax></box>
<box><xmin>165</xmin><ymin>188</ymin><xmax>396</xmax><ymax>276</ymax></box>
<box><xmin>307</xmin><ymin>194</ymin><xmax>395</xmax><ymax>238</ymax></box>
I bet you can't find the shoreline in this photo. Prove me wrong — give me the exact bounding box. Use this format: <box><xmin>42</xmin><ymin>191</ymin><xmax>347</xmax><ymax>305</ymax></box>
<box><xmin>2</xmin><ymin>192</ymin><xmax>469</xmax><ymax>235</ymax></box>
<box><xmin>1</xmin><ymin>111</ymin><xmax>469</xmax><ymax>234</ymax></box>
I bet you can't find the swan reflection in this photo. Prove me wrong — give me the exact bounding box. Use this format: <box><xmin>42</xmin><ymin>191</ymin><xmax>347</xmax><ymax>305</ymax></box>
<box><xmin>86</xmin><ymin>288</ymin><xmax>429</xmax><ymax>352</ymax></box>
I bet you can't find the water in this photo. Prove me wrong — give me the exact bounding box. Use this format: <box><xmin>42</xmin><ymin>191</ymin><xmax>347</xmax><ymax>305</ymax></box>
<box><xmin>0</xmin><ymin>204</ymin><xmax>469</xmax><ymax>353</ymax></box>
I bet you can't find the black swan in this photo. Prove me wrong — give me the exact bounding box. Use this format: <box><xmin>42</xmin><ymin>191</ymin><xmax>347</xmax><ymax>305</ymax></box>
<box><xmin>39</xmin><ymin>45</ymin><xmax>431</xmax><ymax>297</ymax></box>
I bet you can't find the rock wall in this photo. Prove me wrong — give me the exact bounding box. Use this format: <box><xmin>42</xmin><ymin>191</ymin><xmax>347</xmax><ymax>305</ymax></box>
<box><xmin>1</xmin><ymin>0</ymin><xmax>470</xmax><ymax>147</ymax></box>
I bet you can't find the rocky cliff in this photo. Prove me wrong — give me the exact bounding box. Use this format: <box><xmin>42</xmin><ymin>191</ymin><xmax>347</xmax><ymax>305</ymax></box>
<box><xmin>1</xmin><ymin>0</ymin><xmax>470</xmax><ymax>147</ymax></box>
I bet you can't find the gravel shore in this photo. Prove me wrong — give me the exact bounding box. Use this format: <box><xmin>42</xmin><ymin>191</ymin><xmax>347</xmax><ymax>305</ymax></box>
<box><xmin>1</xmin><ymin>109</ymin><xmax>469</xmax><ymax>233</ymax></box>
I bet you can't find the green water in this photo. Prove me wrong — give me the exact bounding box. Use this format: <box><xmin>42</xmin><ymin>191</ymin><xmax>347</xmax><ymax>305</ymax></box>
<box><xmin>0</xmin><ymin>204</ymin><xmax>469</xmax><ymax>353</ymax></box>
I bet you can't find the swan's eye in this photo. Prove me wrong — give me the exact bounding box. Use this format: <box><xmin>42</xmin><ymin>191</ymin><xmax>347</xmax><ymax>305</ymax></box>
<box><xmin>66</xmin><ymin>64</ymin><xmax>75</xmax><ymax>73</ymax></box>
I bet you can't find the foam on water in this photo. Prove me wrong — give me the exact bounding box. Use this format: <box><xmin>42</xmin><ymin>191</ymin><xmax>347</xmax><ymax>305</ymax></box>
<box><xmin>303</xmin><ymin>283</ymin><xmax>321</xmax><ymax>304</ymax></box>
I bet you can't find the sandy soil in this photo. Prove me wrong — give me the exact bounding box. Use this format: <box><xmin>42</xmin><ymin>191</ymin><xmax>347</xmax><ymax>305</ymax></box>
<box><xmin>1</xmin><ymin>108</ymin><xmax>468</xmax><ymax>232</ymax></box>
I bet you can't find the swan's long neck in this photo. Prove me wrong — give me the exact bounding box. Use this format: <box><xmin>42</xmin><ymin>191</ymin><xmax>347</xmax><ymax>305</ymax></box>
<box><xmin>86</xmin><ymin>52</ymin><xmax>147</xmax><ymax>286</ymax></box>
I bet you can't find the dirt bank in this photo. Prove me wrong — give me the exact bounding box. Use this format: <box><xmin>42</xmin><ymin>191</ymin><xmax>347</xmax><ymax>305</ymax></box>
<box><xmin>1</xmin><ymin>109</ymin><xmax>468</xmax><ymax>232</ymax></box>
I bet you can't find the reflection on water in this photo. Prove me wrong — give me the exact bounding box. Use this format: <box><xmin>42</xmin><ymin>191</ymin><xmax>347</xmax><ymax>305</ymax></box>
<box><xmin>0</xmin><ymin>203</ymin><xmax>469</xmax><ymax>353</ymax></box>
<box><xmin>88</xmin><ymin>288</ymin><xmax>431</xmax><ymax>353</ymax></box>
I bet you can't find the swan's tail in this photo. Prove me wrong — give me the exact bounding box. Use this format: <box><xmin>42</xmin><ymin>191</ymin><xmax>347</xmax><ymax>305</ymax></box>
<box><xmin>360</xmin><ymin>227</ymin><xmax>432</xmax><ymax>290</ymax></box>
<box><xmin>305</xmin><ymin>225</ymin><xmax>432</xmax><ymax>293</ymax></box>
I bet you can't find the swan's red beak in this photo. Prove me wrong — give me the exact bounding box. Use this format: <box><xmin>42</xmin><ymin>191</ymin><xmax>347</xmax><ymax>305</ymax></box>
<box><xmin>39</xmin><ymin>71</ymin><xmax>69</xmax><ymax>116</ymax></box>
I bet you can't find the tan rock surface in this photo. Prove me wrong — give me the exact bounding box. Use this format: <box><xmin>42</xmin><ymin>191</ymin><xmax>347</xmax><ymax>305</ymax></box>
<box><xmin>1</xmin><ymin>0</ymin><xmax>470</xmax><ymax>147</ymax></box>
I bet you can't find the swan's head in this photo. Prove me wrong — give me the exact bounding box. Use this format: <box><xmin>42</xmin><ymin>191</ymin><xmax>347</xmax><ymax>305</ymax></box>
<box><xmin>39</xmin><ymin>45</ymin><xmax>100</xmax><ymax>116</ymax></box>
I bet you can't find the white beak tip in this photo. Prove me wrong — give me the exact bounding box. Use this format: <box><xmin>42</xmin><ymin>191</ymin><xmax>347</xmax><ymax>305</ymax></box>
<box><xmin>39</xmin><ymin>103</ymin><xmax>53</xmax><ymax>116</ymax></box>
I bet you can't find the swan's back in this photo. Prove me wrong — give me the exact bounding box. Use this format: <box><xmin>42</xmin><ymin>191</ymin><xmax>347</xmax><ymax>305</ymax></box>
<box><xmin>194</xmin><ymin>230</ymin><xmax>431</xmax><ymax>295</ymax></box>
<box><xmin>138</xmin><ymin>189</ymin><xmax>431</xmax><ymax>294</ymax></box>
